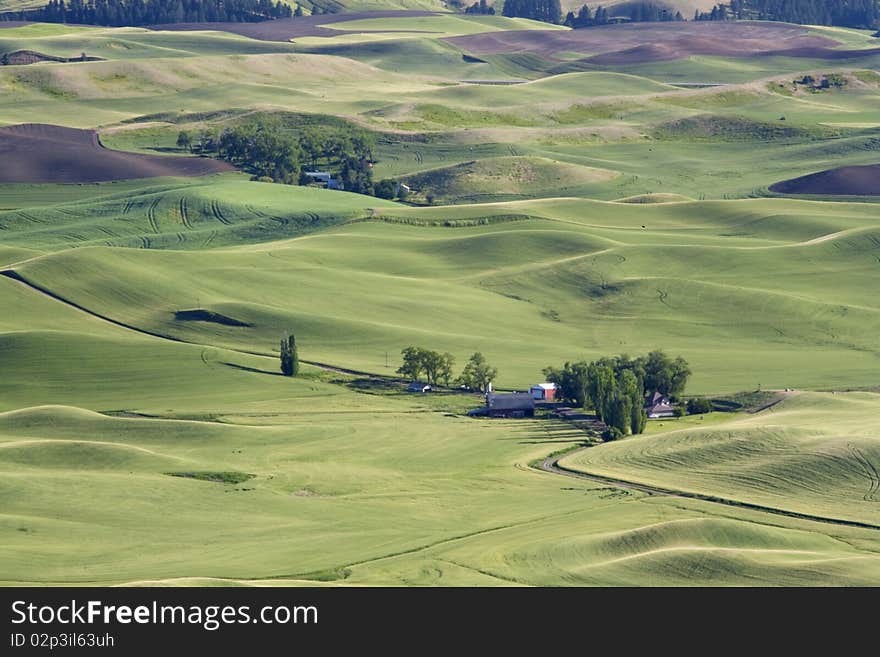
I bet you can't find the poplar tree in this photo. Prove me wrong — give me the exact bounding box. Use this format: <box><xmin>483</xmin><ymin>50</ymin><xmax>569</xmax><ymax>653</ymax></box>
<box><xmin>280</xmin><ymin>334</ymin><xmax>299</xmax><ymax>376</ymax></box>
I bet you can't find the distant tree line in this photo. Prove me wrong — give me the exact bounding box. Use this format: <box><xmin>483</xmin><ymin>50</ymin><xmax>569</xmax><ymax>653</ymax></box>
<box><xmin>500</xmin><ymin>0</ymin><xmax>876</xmax><ymax>27</ymax></box>
<box><xmin>501</xmin><ymin>1</ymin><xmax>685</xmax><ymax>26</ymax></box>
<box><xmin>0</xmin><ymin>0</ymin><xmax>297</xmax><ymax>26</ymax></box>
<box><xmin>694</xmin><ymin>0</ymin><xmax>879</xmax><ymax>29</ymax></box>
<box><xmin>564</xmin><ymin>3</ymin><xmax>682</xmax><ymax>27</ymax></box>
<box><xmin>502</xmin><ymin>0</ymin><xmax>563</xmax><ymax>24</ymax></box>
<box><xmin>397</xmin><ymin>348</ymin><xmax>498</xmax><ymax>390</ymax></box>
<box><xmin>543</xmin><ymin>350</ymin><xmax>690</xmax><ymax>439</ymax></box>
<box><xmin>464</xmin><ymin>0</ymin><xmax>495</xmax><ymax>14</ymax></box>
<box><xmin>563</xmin><ymin>4</ymin><xmax>611</xmax><ymax>27</ymax></box>
<box><xmin>177</xmin><ymin>118</ymin><xmax>405</xmax><ymax>198</ymax></box>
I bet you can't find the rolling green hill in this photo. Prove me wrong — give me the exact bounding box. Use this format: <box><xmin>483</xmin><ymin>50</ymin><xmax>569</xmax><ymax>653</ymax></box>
<box><xmin>3</xmin><ymin>190</ymin><xmax>879</xmax><ymax>393</ymax></box>
<box><xmin>560</xmin><ymin>392</ymin><xmax>880</xmax><ymax>526</ymax></box>
<box><xmin>1</xmin><ymin>14</ymin><xmax>879</xmax><ymax>587</ymax></box>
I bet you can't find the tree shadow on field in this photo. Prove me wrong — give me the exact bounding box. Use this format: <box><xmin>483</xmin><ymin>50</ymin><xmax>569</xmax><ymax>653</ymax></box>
<box><xmin>221</xmin><ymin>362</ymin><xmax>284</xmax><ymax>376</ymax></box>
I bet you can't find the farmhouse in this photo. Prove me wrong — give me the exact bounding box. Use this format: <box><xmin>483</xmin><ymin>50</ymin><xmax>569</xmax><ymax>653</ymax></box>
<box><xmin>303</xmin><ymin>171</ymin><xmax>342</xmax><ymax>190</ymax></box>
<box><xmin>529</xmin><ymin>383</ymin><xmax>557</xmax><ymax>401</ymax></box>
<box><xmin>645</xmin><ymin>391</ymin><xmax>675</xmax><ymax>418</ymax></box>
<box><xmin>486</xmin><ymin>392</ymin><xmax>535</xmax><ymax>418</ymax></box>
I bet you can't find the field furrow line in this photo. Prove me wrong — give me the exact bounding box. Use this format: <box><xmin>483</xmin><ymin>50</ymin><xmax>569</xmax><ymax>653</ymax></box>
<box><xmin>147</xmin><ymin>198</ymin><xmax>161</xmax><ymax>233</ymax></box>
<box><xmin>849</xmin><ymin>444</ymin><xmax>879</xmax><ymax>502</ymax></box>
<box><xmin>211</xmin><ymin>200</ymin><xmax>231</xmax><ymax>225</ymax></box>
<box><xmin>179</xmin><ymin>196</ymin><xmax>192</xmax><ymax>229</ymax></box>
<box><xmin>17</xmin><ymin>211</ymin><xmax>45</xmax><ymax>224</ymax></box>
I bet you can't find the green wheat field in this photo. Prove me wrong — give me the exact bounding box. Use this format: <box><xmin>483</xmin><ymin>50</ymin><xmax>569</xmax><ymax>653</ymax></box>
<box><xmin>0</xmin><ymin>10</ymin><xmax>878</xmax><ymax>586</ymax></box>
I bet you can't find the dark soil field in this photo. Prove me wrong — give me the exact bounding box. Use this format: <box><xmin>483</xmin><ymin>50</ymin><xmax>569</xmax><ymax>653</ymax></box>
<box><xmin>1</xmin><ymin>50</ymin><xmax>104</xmax><ymax>64</ymax></box>
<box><xmin>0</xmin><ymin>123</ymin><xmax>234</xmax><ymax>183</ymax></box>
<box><xmin>446</xmin><ymin>21</ymin><xmax>867</xmax><ymax>64</ymax></box>
<box><xmin>156</xmin><ymin>11</ymin><xmax>440</xmax><ymax>41</ymax></box>
<box><xmin>770</xmin><ymin>163</ymin><xmax>880</xmax><ymax>196</ymax></box>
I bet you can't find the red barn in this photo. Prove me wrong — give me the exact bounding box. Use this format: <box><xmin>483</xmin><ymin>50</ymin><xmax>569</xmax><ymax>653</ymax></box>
<box><xmin>530</xmin><ymin>383</ymin><xmax>557</xmax><ymax>401</ymax></box>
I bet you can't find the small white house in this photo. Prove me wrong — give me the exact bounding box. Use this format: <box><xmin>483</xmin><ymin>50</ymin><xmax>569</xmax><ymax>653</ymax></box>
<box><xmin>304</xmin><ymin>171</ymin><xmax>342</xmax><ymax>190</ymax></box>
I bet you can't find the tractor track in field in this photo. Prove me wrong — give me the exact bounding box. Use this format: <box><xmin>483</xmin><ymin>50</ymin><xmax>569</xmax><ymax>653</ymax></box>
<box><xmin>146</xmin><ymin>198</ymin><xmax>160</xmax><ymax>233</ymax></box>
<box><xmin>210</xmin><ymin>200</ymin><xmax>231</xmax><ymax>225</ymax></box>
<box><xmin>656</xmin><ymin>288</ymin><xmax>671</xmax><ymax>308</ymax></box>
<box><xmin>539</xmin><ymin>448</ymin><xmax>880</xmax><ymax>531</ymax></box>
<box><xmin>179</xmin><ymin>197</ymin><xmax>192</xmax><ymax>229</ymax></box>
<box><xmin>0</xmin><ymin>268</ymin><xmax>381</xmax><ymax>379</ymax></box>
<box><xmin>849</xmin><ymin>444</ymin><xmax>879</xmax><ymax>502</ymax></box>
<box><xmin>201</xmin><ymin>230</ymin><xmax>218</xmax><ymax>248</ymax></box>
<box><xmin>18</xmin><ymin>211</ymin><xmax>45</xmax><ymax>224</ymax></box>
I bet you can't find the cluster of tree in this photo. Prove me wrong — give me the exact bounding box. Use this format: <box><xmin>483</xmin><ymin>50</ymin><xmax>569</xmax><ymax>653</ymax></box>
<box><xmin>1</xmin><ymin>0</ymin><xmax>296</xmax><ymax>26</ymax></box>
<box><xmin>627</xmin><ymin>2</ymin><xmax>683</xmax><ymax>22</ymax></box>
<box><xmin>397</xmin><ymin>348</ymin><xmax>498</xmax><ymax>390</ymax></box>
<box><xmin>563</xmin><ymin>4</ymin><xmax>610</xmax><ymax>27</ymax></box>
<box><xmin>794</xmin><ymin>73</ymin><xmax>847</xmax><ymax>90</ymax></box>
<box><xmin>543</xmin><ymin>350</ymin><xmax>691</xmax><ymax>438</ymax></box>
<box><xmin>457</xmin><ymin>352</ymin><xmax>498</xmax><ymax>391</ymax></box>
<box><xmin>280</xmin><ymin>334</ymin><xmax>299</xmax><ymax>377</ymax></box>
<box><xmin>565</xmin><ymin>2</ymin><xmax>681</xmax><ymax>26</ymax></box>
<box><xmin>694</xmin><ymin>0</ymin><xmax>879</xmax><ymax>29</ymax></box>
<box><xmin>502</xmin><ymin>0</ymin><xmax>562</xmax><ymax>24</ymax></box>
<box><xmin>397</xmin><ymin>347</ymin><xmax>456</xmax><ymax>387</ymax></box>
<box><xmin>686</xmin><ymin>397</ymin><xmax>713</xmax><ymax>414</ymax></box>
<box><xmin>374</xmin><ymin>179</ymin><xmax>409</xmax><ymax>201</ymax></box>
<box><xmin>464</xmin><ymin>0</ymin><xmax>495</xmax><ymax>14</ymax></box>
<box><xmin>177</xmin><ymin>119</ymin><xmax>391</xmax><ymax>196</ymax></box>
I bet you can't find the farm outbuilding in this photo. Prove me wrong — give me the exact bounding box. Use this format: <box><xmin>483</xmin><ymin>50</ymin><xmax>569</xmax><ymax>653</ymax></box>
<box><xmin>486</xmin><ymin>392</ymin><xmax>535</xmax><ymax>418</ymax></box>
<box><xmin>303</xmin><ymin>171</ymin><xmax>342</xmax><ymax>190</ymax></box>
<box><xmin>530</xmin><ymin>383</ymin><xmax>557</xmax><ymax>401</ymax></box>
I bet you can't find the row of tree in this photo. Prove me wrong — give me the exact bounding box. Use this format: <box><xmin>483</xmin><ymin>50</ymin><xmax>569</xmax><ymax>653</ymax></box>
<box><xmin>177</xmin><ymin>119</ymin><xmax>391</xmax><ymax>196</ymax></box>
<box><xmin>564</xmin><ymin>3</ymin><xmax>682</xmax><ymax>28</ymax></box>
<box><xmin>1</xmin><ymin>0</ymin><xmax>296</xmax><ymax>26</ymax></box>
<box><xmin>397</xmin><ymin>348</ymin><xmax>498</xmax><ymax>391</ymax></box>
<box><xmin>695</xmin><ymin>0</ymin><xmax>879</xmax><ymax>28</ymax></box>
<box><xmin>503</xmin><ymin>1</ymin><xmax>684</xmax><ymax>25</ymax></box>
<box><xmin>464</xmin><ymin>0</ymin><xmax>496</xmax><ymax>14</ymax></box>
<box><xmin>543</xmin><ymin>351</ymin><xmax>691</xmax><ymax>437</ymax></box>
<box><xmin>501</xmin><ymin>0</ymin><xmax>563</xmax><ymax>24</ymax></box>
<box><xmin>563</xmin><ymin>5</ymin><xmax>611</xmax><ymax>27</ymax></box>
<box><xmin>626</xmin><ymin>2</ymin><xmax>683</xmax><ymax>23</ymax></box>
<box><xmin>502</xmin><ymin>0</ymin><xmax>877</xmax><ymax>27</ymax></box>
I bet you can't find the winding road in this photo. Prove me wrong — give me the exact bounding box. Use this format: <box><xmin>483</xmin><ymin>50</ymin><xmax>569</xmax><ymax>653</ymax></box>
<box><xmin>540</xmin><ymin>447</ymin><xmax>880</xmax><ymax>531</ymax></box>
